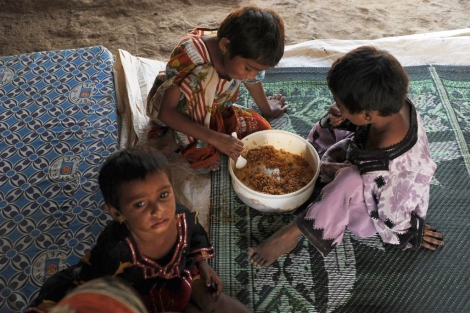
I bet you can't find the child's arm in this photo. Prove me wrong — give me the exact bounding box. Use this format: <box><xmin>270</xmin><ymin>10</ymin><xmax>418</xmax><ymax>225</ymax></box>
<box><xmin>327</xmin><ymin>102</ymin><xmax>345</xmax><ymax>127</ymax></box>
<box><xmin>158</xmin><ymin>85</ymin><xmax>243</xmax><ymax>160</ymax></box>
<box><xmin>243</xmin><ymin>81</ymin><xmax>287</xmax><ymax>118</ymax></box>
<box><xmin>196</xmin><ymin>259</ymin><xmax>222</xmax><ymax>297</ymax></box>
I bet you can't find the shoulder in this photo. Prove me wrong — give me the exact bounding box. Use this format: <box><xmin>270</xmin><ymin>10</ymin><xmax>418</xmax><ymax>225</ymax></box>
<box><xmin>170</xmin><ymin>28</ymin><xmax>211</xmax><ymax>66</ymax></box>
<box><xmin>175</xmin><ymin>204</ymin><xmax>197</xmax><ymax>223</ymax></box>
<box><xmin>91</xmin><ymin>222</ymin><xmax>132</xmax><ymax>261</ymax></box>
<box><xmin>176</xmin><ymin>203</ymin><xmax>192</xmax><ymax>215</ymax></box>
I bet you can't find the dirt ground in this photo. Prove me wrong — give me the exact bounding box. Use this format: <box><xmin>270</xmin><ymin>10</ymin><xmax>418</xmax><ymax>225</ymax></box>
<box><xmin>1</xmin><ymin>0</ymin><xmax>469</xmax><ymax>60</ymax></box>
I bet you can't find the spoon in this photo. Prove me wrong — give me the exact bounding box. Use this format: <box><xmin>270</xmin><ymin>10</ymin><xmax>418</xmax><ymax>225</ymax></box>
<box><xmin>231</xmin><ymin>132</ymin><xmax>247</xmax><ymax>169</ymax></box>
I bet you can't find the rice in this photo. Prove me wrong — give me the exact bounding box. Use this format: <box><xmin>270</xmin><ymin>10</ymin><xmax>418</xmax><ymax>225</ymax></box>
<box><xmin>233</xmin><ymin>145</ymin><xmax>314</xmax><ymax>195</ymax></box>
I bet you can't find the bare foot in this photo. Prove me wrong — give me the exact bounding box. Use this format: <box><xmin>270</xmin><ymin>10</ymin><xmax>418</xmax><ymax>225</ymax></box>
<box><xmin>247</xmin><ymin>222</ymin><xmax>302</xmax><ymax>268</ymax></box>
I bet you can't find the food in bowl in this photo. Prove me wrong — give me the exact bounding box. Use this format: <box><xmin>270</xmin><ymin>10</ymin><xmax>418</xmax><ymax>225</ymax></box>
<box><xmin>232</xmin><ymin>145</ymin><xmax>314</xmax><ymax>195</ymax></box>
<box><xmin>228</xmin><ymin>130</ymin><xmax>320</xmax><ymax>213</ymax></box>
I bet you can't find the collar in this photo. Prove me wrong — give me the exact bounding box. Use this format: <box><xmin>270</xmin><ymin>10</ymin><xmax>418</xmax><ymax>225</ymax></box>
<box><xmin>350</xmin><ymin>98</ymin><xmax>418</xmax><ymax>174</ymax></box>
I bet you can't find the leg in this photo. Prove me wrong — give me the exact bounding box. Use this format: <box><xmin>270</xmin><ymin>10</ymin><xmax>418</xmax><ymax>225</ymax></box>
<box><xmin>190</xmin><ymin>278</ymin><xmax>252</xmax><ymax>313</ymax></box>
<box><xmin>247</xmin><ymin>221</ymin><xmax>302</xmax><ymax>268</ymax></box>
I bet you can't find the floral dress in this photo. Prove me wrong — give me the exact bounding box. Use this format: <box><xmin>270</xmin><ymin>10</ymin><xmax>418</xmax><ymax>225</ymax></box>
<box><xmin>28</xmin><ymin>205</ymin><xmax>215</xmax><ymax>313</ymax></box>
<box><xmin>147</xmin><ymin>28</ymin><xmax>271</xmax><ymax>169</ymax></box>
<box><xmin>295</xmin><ymin>100</ymin><xmax>437</xmax><ymax>257</ymax></box>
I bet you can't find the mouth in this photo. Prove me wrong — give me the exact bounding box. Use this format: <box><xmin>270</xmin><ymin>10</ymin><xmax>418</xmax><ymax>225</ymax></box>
<box><xmin>151</xmin><ymin>219</ymin><xmax>168</xmax><ymax>229</ymax></box>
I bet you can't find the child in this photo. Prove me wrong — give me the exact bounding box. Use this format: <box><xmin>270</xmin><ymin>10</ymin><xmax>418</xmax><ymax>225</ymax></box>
<box><xmin>247</xmin><ymin>46</ymin><xmax>445</xmax><ymax>268</ymax></box>
<box><xmin>47</xmin><ymin>277</ymin><xmax>149</xmax><ymax>313</ymax></box>
<box><xmin>28</xmin><ymin>146</ymin><xmax>251</xmax><ymax>312</ymax></box>
<box><xmin>146</xmin><ymin>5</ymin><xmax>287</xmax><ymax>172</ymax></box>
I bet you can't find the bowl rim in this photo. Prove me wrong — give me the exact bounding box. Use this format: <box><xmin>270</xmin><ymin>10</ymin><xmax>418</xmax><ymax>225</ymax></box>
<box><xmin>228</xmin><ymin>129</ymin><xmax>320</xmax><ymax>198</ymax></box>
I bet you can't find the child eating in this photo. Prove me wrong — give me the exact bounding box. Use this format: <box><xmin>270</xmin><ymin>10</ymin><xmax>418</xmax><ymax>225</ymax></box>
<box><xmin>146</xmin><ymin>5</ymin><xmax>287</xmax><ymax>172</ymax></box>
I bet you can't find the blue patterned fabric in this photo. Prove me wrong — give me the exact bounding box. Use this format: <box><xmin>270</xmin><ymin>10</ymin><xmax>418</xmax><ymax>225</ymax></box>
<box><xmin>0</xmin><ymin>46</ymin><xmax>118</xmax><ymax>313</ymax></box>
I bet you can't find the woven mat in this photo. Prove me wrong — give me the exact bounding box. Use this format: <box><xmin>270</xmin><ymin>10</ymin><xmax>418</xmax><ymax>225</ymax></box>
<box><xmin>209</xmin><ymin>66</ymin><xmax>470</xmax><ymax>313</ymax></box>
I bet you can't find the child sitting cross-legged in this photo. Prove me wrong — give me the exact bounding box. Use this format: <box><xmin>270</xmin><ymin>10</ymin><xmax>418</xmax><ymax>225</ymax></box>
<box><xmin>28</xmin><ymin>145</ymin><xmax>251</xmax><ymax>313</ymax></box>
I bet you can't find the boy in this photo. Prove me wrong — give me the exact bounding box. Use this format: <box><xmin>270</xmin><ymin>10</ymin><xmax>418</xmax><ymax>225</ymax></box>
<box><xmin>28</xmin><ymin>145</ymin><xmax>251</xmax><ymax>312</ymax></box>
<box><xmin>248</xmin><ymin>46</ymin><xmax>444</xmax><ymax>268</ymax></box>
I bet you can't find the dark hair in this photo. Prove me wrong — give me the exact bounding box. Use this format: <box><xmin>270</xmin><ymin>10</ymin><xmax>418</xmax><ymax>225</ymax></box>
<box><xmin>217</xmin><ymin>5</ymin><xmax>285</xmax><ymax>67</ymax></box>
<box><xmin>98</xmin><ymin>145</ymin><xmax>171</xmax><ymax>211</ymax></box>
<box><xmin>327</xmin><ymin>46</ymin><xmax>409</xmax><ymax>116</ymax></box>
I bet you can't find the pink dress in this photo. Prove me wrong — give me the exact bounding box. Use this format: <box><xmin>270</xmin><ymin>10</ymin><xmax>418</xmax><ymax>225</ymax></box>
<box><xmin>295</xmin><ymin>100</ymin><xmax>436</xmax><ymax>256</ymax></box>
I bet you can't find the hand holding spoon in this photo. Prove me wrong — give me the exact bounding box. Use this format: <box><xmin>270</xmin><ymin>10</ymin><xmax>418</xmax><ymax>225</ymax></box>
<box><xmin>231</xmin><ymin>132</ymin><xmax>247</xmax><ymax>169</ymax></box>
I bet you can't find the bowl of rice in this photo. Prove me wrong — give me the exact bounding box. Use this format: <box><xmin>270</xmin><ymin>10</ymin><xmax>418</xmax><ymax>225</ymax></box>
<box><xmin>228</xmin><ymin>130</ymin><xmax>320</xmax><ymax>213</ymax></box>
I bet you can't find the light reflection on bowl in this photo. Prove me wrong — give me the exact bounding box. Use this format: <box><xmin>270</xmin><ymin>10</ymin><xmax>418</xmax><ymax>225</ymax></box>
<box><xmin>228</xmin><ymin>130</ymin><xmax>320</xmax><ymax>213</ymax></box>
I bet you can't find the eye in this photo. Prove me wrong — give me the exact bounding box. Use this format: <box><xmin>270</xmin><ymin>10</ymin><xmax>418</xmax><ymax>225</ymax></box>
<box><xmin>160</xmin><ymin>192</ymin><xmax>169</xmax><ymax>199</ymax></box>
<box><xmin>134</xmin><ymin>201</ymin><xmax>146</xmax><ymax>208</ymax></box>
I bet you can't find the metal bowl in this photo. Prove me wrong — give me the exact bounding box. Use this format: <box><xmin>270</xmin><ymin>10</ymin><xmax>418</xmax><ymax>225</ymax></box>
<box><xmin>228</xmin><ymin>130</ymin><xmax>320</xmax><ymax>213</ymax></box>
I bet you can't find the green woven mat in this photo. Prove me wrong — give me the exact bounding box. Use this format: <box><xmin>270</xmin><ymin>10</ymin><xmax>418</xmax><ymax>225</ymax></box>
<box><xmin>209</xmin><ymin>66</ymin><xmax>470</xmax><ymax>313</ymax></box>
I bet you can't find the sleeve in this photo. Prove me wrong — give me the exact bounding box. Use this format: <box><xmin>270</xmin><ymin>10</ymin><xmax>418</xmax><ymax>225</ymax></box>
<box><xmin>307</xmin><ymin>114</ymin><xmax>355</xmax><ymax>156</ymax></box>
<box><xmin>396</xmin><ymin>213</ymin><xmax>425</xmax><ymax>251</ymax></box>
<box><xmin>372</xmin><ymin>170</ymin><xmax>432</xmax><ymax>250</ymax></box>
<box><xmin>176</xmin><ymin>205</ymin><xmax>215</xmax><ymax>261</ymax></box>
<box><xmin>146</xmin><ymin>42</ymin><xmax>198</xmax><ymax>121</ymax></box>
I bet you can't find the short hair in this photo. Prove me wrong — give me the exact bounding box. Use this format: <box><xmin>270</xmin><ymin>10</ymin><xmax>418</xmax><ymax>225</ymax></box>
<box><xmin>327</xmin><ymin>46</ymin><xmax>409</xmax><ymax>116</ymax></box>
<box><xmin>98</xmin><ymin>145</ymin><xmax>171</xmax><ymax>211</ymax></box>
<box><xmin>217</xmin><ymin>5</ymin><xmax>285</xmax><ymax>67</ymax></box>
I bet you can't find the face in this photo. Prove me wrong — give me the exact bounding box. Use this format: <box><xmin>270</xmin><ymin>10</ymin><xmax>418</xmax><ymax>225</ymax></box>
<box><xmin>334</xmin><ymin>99</ymin><xmax>370</xmax><ymax>126</ymax></box>
<box><xmin>223</xmin><ymin>55</ymin><xmax>270</xmax><ymax>81</ymax></box>
<box><xmin>107</xmin><ymin>171</ymin><xmax>176</xmax><ymax>238</ymax></box>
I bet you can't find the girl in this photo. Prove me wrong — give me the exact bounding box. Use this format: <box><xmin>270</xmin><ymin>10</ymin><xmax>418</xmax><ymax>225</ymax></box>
<box><xmin>146</xmin><ymin>5</ymin><xmax>287</xmax><ymax>172</ymax></box>
<box><xmin>248</xmin><ymin>46</ymin><xmax>444</xmax><ymax>267</ymax></box>
<box><xmin>28</xmin><ymin>146</ymin><xmax>251</xmax><ymax>312</ymax></box>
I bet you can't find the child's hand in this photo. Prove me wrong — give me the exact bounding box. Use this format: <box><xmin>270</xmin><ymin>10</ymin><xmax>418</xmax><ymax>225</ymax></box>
<box><xmin>328</xmin><ymin>102</ymin><xmax>345</xmax><ymax>127</ymax></box>
<box><xmin>244</xmin><ymin>82</ymin><xmax>286</xmax><ymax>118</ymax></box>
<box><xmin>265</xmin><ymin>94</ymin><xmax>288</xmax><ymax>118</ymax></box>
<box><xmin>421</xmin><ymin>224</ymin><xmax>444</xmax><ymax>250</ymax></box>
<box><xmin>197</xmin><ymin>260</ymin><xmax>222</xmax><ymax>297</ymax></box>
<box><xmin>212</xmin><ymin>132</ymin><xmax>244</xmax><ymax>161</ymax></box>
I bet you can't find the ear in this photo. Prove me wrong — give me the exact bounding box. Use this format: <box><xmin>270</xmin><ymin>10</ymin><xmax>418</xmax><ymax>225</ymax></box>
<box><xmin>218</xmin><ymin>38</ymin><xmax>230</xmax><ymax>54</ymax></box>
<box><xmin>104</xmin><ymin>204</ymin><xmax>126</xmax><ymax>224</ymax></box>
<box><xmin>362</xmin><ymin>111</ymin><xmax>373</xmax><ymax>123</ymax></box>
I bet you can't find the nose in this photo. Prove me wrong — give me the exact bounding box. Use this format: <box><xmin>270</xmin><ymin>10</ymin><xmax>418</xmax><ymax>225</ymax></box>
<box><xmin>149</xmin><ymin>202</ymin><xmax>162</xmax><ymax>216</ymax></box>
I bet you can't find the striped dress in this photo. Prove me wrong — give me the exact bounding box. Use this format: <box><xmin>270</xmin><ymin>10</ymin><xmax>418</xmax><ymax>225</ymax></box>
<box><xmin>147</xmin><ymin>28</ymin><xmax>270</xmax><ymax>169</ymax></box>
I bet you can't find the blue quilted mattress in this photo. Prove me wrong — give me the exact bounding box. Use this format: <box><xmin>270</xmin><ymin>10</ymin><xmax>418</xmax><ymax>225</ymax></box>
<box><xmin>0</xmin><ymin>46</ymin><xmax>118</xmax><ymax>312</ymax></box>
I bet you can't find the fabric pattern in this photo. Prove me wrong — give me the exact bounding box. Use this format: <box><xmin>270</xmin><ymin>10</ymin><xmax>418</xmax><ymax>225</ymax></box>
<box><xmin>0</xmin><ymin>46</ymin><xmax>118</xmax><ymax>313</ymax></box>
<box><xmin>297</xmin><ymin>101</ymin><xmax>435</xmax><ymax>256</ymax></box>
<box><xmin>146</xmin><ymin>28</ymin><xmax>270</xmax><ymax>169</ymax></box>
<box><xmin>209</xmin><ymin>66</ymin><xmax>470</xmax><ymax>312</ymax></box>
